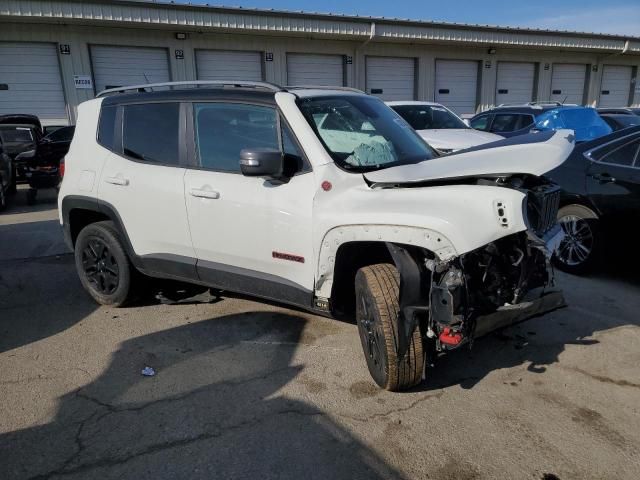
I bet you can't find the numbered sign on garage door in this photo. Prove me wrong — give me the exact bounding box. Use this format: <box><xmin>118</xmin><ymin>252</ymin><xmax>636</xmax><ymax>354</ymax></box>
<box><xmin>496</xmin><ymin>62</ymin><xmax>536</xmax><ymax>105</ymax></box>
<box><xmin>91</xmin><ymin>46</ymin><xmax>171</xmax><ymax>93</ymax></box>
<box><xmin>599</xmin><ymin>65</ymin><xmax>633</xmax><ymax>108</ymax></box>
<box><xmin>550</xmin><ymin>64</ymin><xmax>587</xmax><ymax>105</ymax></box>
<box><xmin>435</xmin><ymin>60</ymin><xmax>479</xmax><ymax>115</ymax></box>
<box><xmin>366</xmin><ymin>57</ymin><xmax>416</xmax><ymax>101</ymax></box>
<box><xmin>286</xmin><ymin>54</ymin><xmax>344</xmax><ymax>86</ymax></box>
<box><xmin>0</xmin><ymin>42</ymin><xmax>68</xmax><ymax>124</ymax></box>
<box><xmin>196</xmin><ymin>50</ymin><xmax>263</xmax><ymax>81</ymax></box>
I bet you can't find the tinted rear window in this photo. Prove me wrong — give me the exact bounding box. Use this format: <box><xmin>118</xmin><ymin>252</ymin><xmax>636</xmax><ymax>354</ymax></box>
<box><xmin>122</xmin><ymin>103</ymin><xmax>180</xmax><ymax>165</ymax></box>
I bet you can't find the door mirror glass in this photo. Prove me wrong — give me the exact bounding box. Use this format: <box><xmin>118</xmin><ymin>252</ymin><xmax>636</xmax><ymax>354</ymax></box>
<box><xmin>239</xmin><ymin>148</ymin><xmax>283</xmax><ymax>178</ymax></box>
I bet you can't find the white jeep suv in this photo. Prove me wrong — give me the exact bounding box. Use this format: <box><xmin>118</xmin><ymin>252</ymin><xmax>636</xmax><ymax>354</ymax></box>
<box><xmin>59</xmin><ymin>81</ymin><xmax>570</xmax><ymax>391</ymax></box>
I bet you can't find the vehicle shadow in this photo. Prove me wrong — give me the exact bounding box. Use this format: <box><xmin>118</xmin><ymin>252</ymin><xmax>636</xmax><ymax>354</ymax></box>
<box><xmin>0</xmin><ymin>254</ymin><xmax>97</xmax><ymax>354</ymax></box>
<box><xmin>0</xmin><ymin>311</ymin><xmax>406</xmax><ymax>480</ymax></box>
<box><xmin>419</xmin><ymin>271</ymin><xmax>640</xmax><ymax>391</ymax></box>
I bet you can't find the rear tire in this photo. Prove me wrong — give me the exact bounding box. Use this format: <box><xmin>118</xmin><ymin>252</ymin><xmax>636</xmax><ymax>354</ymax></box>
<box><xmin>75</xmin><ymin>221</ymin><xmax>136</xmax><ymax>306</ymax></box>
<box><xmin>355</xmin><ymin>264</ymin><xmax>424</xmax><ymax>391</ymax></box>
<box><xmin>554</xmin><ymin>204</ymin><xmax>601</xmax><ymax>274</ymax></box>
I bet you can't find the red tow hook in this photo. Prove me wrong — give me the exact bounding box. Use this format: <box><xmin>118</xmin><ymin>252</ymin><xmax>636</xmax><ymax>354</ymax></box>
<box><xmin>439</xmin><ymin>327</ymin><xmax>463</xmax><ymax>347</ymax></box>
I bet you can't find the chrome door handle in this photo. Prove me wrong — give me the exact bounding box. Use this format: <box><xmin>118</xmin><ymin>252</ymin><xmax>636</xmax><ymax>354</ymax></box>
<box><xmin>105</xmin><ymin>175</ymin><xmax>129</xmax><ymax>186</ymax></box>
<box><xmin>189</xmin><ymin>188</ymin><xmax>220</xmax><ymax>199</ymax></box>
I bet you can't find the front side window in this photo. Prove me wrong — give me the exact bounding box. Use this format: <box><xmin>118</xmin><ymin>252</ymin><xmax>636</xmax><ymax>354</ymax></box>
<box><xmin>391</xmin><ymin>105</ymin><xmax>467</xmax><ymax>130</ymax></box>
<box><xmin>122</xmin><ymin>103</ymin><xmax>180</xmax><ymax>165</ymax></box>
<box><xmin>470</xmin><ymin>115</ymin><xmax>491</xmax><ymax>131</ymax></box>
<box><xmin>298</xmin><ymin>95</ymin><xmax>436</xmax><ymax>172</ymax></box>
<box><xmin>490</xmin><ymin>114</ymin><xmax>530</xmax><ymax>133</ymax></box>
<box><xmin>596</xmin><ymin>139</ymin><xmax>640</xmax><ymax>167</ymax></box>
<box><xmin>194</xmin><ymin>103</ymin><xmax>278</xmax><ymax>172</ymax></box>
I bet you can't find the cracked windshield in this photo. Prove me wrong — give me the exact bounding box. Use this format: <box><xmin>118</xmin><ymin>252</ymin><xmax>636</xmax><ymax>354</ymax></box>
<box><xmin>298</xmin><ymin>95</ymin><xmax>436</xmax><ymax>171</ymax></box>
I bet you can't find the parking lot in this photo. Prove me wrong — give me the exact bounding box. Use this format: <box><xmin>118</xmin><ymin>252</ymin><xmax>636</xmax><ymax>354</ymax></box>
<box><xmin>0</xmin><ymin>188</ymin><xmax>638</xmax><ymax>480</ymax></box>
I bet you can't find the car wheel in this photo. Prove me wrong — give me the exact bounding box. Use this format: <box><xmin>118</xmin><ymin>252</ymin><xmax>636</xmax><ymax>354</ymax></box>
<box><xmin>75</xmin><ymin>221</ymin><xmax>136</xmax><ymax>306</ymax></box>
<box><xmin>554</xmin><ymin>204</ymin><xmax>601</xmax><ymax>274</ymax></box>
<box><xmin>355</xmin><ymin>263</ymin><xmax>424</xmax><ymax>391</ymax></box>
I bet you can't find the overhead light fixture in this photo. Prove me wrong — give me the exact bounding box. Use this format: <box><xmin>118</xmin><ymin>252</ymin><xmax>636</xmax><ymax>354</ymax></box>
<box><xmin>175</xmin><ymin>32</ymin><xmax>187</xmax><ymax>40</ymax></box>
<box><xmin>487</xmin><ymin>47</ymin><xmax>497</xmax><ymax>55</ymax></box>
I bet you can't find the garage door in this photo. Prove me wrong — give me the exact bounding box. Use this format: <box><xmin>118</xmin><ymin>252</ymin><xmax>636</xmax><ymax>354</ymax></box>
<box><xmin>0</xmin><ymin>42</ymin><xmax>67</xmax><ymax>124</ymax></box>
<box><xmin>196</xmin><ymin>50</ymin><xmax>263</xmax><ymax>81</ymax></box>
<box><xmin>496</xmin><ymin>62</ymin><xmax>536</xmax><ymax>105</ymax></box>
<box><xmin>435</xmin><ymin>60</ymin><xmax>479</xmax><ymax>115</ymax></box>
<box><xmin>91</xmin><ymin>45</ymin><xmax>170</xmax><ymax>93</ymax></box>
<box><xmin>366</xmin><ymin>57</ymin><xmax>415</xmax><ymax>101</ymax></box>
<box><xmin>550</xmin><ymin>64</ymin><xmax>587</xmax><ymax>105</ymax></box>
<box><xmin>599</xmin><ymin>65</ymin><xmax>633</xmax><ymax>107</ymax></box>
<box><xmin>287</xmin><ymin>53</ymin><xmax>344</xmax><ymax>86</ymax></box>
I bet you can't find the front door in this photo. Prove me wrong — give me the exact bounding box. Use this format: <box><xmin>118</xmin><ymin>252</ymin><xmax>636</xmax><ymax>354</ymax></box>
<box><xmin>183</xmin><ymin>101</ymin><xmax>315</xmax><ymax>305</ymax></box>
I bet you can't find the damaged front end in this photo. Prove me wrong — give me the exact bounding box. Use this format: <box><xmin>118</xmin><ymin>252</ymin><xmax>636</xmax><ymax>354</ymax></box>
<box><xmin>389</xmin><ymin>179</ymin><xmax>566</xmax><ymax>360</ymax></box>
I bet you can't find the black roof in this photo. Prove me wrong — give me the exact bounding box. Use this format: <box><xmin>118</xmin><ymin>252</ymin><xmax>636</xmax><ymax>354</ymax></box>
<box><xmin>100</xmin><ymin>88</ymin><xmax>277</xmax><ymax>107</ymax></box>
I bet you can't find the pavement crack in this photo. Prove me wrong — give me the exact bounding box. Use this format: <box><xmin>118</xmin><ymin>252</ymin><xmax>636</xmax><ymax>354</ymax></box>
<box><xmin>337</xmin><ymin>391</ymin><xmax>444</xmax><ymax>422</ymax></box>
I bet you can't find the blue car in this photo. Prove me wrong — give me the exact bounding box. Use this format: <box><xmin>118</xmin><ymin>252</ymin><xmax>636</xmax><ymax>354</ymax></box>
<box><xmin>470</xmin><ymin>102</ymin><xmax>612</xmax><ymax>142</ymax></box>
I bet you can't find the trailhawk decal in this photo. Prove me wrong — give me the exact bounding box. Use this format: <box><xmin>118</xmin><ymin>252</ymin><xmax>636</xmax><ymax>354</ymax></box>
<box><xmin>272</xmin><ymin>251</ymin><xmax>305</xmax><ymax>263</ymax></box>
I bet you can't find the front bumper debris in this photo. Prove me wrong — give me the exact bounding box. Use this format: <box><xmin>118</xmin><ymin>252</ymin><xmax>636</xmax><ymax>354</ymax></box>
<box><xmin>473</xmin><ymin>289</ymin><xmax>565</xmax><ymax>338</ymax></box>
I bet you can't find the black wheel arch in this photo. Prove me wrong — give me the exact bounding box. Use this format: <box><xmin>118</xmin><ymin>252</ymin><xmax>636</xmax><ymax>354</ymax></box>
<box><xmin>61</xmin><ymin>195</ymin><xmax>143</xmax><ymax>270</ymax></box>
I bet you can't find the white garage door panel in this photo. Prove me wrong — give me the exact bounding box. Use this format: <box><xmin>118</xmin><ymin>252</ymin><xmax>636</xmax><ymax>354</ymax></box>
<box><xmin>496</xmin><ymin>62</ymin><xmax>536</xmax><ymax>105</ymax></box>
<box><xmin>435</xmin><ymin>60</ymin><xmax>479</xmax><ymax>115</ymax></box>
<box><xmin>599</xmin><ymin>65</ymin><xmax>632</xmax><ymax>108</ymax></box>
<box><xmin>0</xmin><ymin>42</ymin><xmax>67</xmax><ymax>124</ymax></box>
<box><xmin>287</xmin><ymin>54</ymin><xmax>344</xmax><ymax>86</ymax></box>
<box><xmin>550</xmin><ymin>64</ymin><xmax>587</xmax><ymax>104</ymax></box>
<box><xmin>366</xmin><ymin>57</ymin><xmax>415</xmax><ymax>101</ymax></box>
<box><xmin>196</xmin><ymin>50</ymin><xmax>262</xmax><ymax>81</ymax></box>
<box><xmin>91</xmin><ymin>46</ymin><xmax>170</xmax><ymax>92</ymax></box>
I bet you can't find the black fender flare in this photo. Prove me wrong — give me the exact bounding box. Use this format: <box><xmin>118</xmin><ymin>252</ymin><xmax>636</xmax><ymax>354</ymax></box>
<box><xmin>60</xmin><ymin>195</ymin><xmax>143</xmax><ymax>270</ymax></box>
<box><xmin>385</xmin><ymin>243</ymin><xmax>431</xmax><ymax>359</ymax></box>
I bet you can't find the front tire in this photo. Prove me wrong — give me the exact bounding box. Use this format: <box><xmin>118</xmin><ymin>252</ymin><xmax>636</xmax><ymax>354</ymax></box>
<box><xmin>554</xmin><ymin>204</ymin><xmax>601</xmax><ymax>274</ymax></box>
<box><xmin>75</xmin><ymin>221</ymin><xmax>136</xmax><ymax>306</ymax></box>
<box><xmin>355</xmin><ymin>264</ymin><xmax>424</xmax><ymax>391</ymax></box>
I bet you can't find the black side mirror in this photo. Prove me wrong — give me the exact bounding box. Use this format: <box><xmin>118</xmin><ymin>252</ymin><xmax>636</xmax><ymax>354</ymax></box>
<box><xmin>239</xmin><ymin>148</ymin><xmax>284</xmax><ymax>178</ymax></box>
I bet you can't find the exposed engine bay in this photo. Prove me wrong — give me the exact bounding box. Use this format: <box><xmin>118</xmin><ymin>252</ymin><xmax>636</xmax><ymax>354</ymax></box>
<box><xmin>388</xmin><ymin>174</ymin><xmax>566</xmax><ymax>359</ymax></box>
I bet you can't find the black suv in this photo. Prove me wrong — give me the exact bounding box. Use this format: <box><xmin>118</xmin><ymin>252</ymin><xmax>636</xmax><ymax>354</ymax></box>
<box><xmin>470</xmin><ymin>103</ymin><xmax>611</xmax><ymax>142</ymax></box>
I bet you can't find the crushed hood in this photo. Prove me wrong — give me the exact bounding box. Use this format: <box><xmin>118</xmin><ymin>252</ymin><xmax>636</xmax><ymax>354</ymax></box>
<box><xmin>364</xmin><ymin>130</ymin><xmax>575</xmax><ymax>186</ymax></box>
<box><xmin>417</xmin><ymin>129</ymin><xmax>503</xmax><ymax>151</ymax></box>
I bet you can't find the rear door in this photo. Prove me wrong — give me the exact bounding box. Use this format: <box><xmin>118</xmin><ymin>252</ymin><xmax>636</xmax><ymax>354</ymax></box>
<box><xmin>98</xmin><ymin>102</ymin><xmax>196</xmax><ymax>275</ymax></box>
<box><xmin>183</xmin><ymin>101</ymin><xmax>316</xmax><ymax>303</ymax></box>
<box><xmin>585</xmin><ymin>135</ymin><xmax>640</xmax><ymax>224</ymax></box>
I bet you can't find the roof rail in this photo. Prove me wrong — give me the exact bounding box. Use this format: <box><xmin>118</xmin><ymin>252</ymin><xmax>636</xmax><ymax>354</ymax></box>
<box><xmin>284</xmin><ymin>85</ymin><xmax>366</xmax><ymax>94</ymax></box>
<box><xmin>527</xmin><ymin>101</ymin><xmax>563</xmax><ymax>106</ymax></box>
<box><xmin>96</xmin><ymin>80</ymin><xmax>283</xmax><ymax>98</ymax></box>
